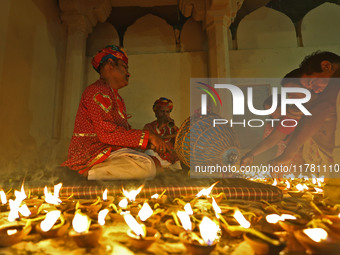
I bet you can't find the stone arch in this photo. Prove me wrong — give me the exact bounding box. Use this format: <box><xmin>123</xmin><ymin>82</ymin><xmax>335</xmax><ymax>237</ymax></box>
<box><xmin>124</xmin><ymin>14</ymin><xmax>175</xmax><ymax>54</ymax></box>
<box><xmin>86</xmin><ymin>22</ymin><xmax>119</xmax><ymax>57</ymax></box>
<box><xmin>181</xmin><ymin>18</ymin><xmax>207</xmax><ymax>52</ymax></box>
<box><xmin>237</xmin><ymin>6</ymin><xmax>296</xmax><ymax>49</ymax></box>
<box><xmin>302</xmin><ymin>3</ymin><xmax>340</xmax><ymax>46</ymax></box>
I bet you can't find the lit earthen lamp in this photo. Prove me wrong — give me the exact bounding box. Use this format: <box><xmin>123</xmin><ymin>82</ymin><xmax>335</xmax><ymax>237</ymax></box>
<box><xmin>35</xmin><ymin>210</ymin><xmax>70</xmax><ymax>238</ymax></box>
<box><xmin>0</xmin><ymin>223</ymin><xmax>32</xmax><ymax>247</ymax></box>
<box><xmin>288</xmin><ymin>183</ymin><xmax>308</xmax><ymax>198</ymax></box>
<box><xmin>69</xmin><ymin>211</ymin><xmax>102</xmax><ymax>248</ymax></box>
<box><xmin>294</xmin><ymin>228</ymin><xmax>340</xmax><ymax>254</ymax></box>
<box><xmin>0</xmin><ymin>189</ymin><xmax>8</xmax><ymax>211</ymax></box>
<box><xmin>165</xmin><ymin>211</ymin><xmax>195</xmax><ymax>236</ymax></box>
<box><xmin>124</xmin><ymin>213</ymin><xmax>160</xmax><ymax>250</ymax></box>
<box><xmin>180</xmin><ymin>216</ymin><xmax>219</xmax><ymax>255</ymax></box>
<box><xmin>101</xmin><ymin>188</ymin><xmax>114</xmax><ymax>208</ymax></box>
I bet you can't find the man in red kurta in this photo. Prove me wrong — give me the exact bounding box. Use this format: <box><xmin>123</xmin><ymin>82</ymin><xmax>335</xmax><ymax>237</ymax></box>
<box><xmin>62</xmin><ymin>45</ymin><xmax>167</xmax><ymax>180</ymax></box>
<box><xmin>144</xmin><ymin>97</ymin><xmax>181</xmax><ymax>170</ymax></box>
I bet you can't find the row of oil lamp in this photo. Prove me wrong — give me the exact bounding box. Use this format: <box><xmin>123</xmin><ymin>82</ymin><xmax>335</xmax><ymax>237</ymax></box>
<box><xmin>0</xmin><ymin>178</ymin><xmax>339</xmax><ymax>254</ymax></box>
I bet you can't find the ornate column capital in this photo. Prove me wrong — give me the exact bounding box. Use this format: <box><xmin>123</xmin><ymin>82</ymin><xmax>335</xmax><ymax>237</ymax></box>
<box><xmin>205</xmin><ymin>0</ymin><xmax>243</xmax><ymax>29</ymax></box>
<box><xmin>59</xmin><ymin>0</ymin><xmax>112</xmax><ymax>35</ymax></box>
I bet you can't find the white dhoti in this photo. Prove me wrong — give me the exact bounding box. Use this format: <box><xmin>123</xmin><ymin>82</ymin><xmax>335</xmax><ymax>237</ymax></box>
<box><xmin>87</xmin><ymin>148</ymin><xmax>157</xmax><ymax>180</ymax></box>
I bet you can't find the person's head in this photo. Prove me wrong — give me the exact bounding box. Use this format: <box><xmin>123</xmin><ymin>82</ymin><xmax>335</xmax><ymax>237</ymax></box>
<box><xmin>153</xmin><ymin>97</ymin><xmax>173</xmax><ymax>123</ymax></box>
<box><xmin>299</xmin><ymin>51</ymin><xmax>340</xmax><ymax>93</ymax></box>
<box><xmin>263</xmin><ymin>94</ymin><xmax>281</xmax><ymax>119</ymax></box>
<box><xmin>281</xmin><ymin>68</ymin><xmax>306</xmax><ymax>98</ymax></box>
<box><xmin>91</xmin><ymin>45</ymin><xmax>130</xmax><ymax>89</ymax></box>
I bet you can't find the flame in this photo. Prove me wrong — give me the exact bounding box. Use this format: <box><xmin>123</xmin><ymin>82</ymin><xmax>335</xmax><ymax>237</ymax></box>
<box><xmin>138</xmin><ymin>202</ymin><xmax>153</xmax><ymax>221</ymax></box>
<box><xmin>102</xmin><ymin>189</ymin><xmax>108</xmax><ymax>201</ymax></box>
<box><xmin>44</xmin><ymin>186</ymin><xmax>62</xmax><ymax>205</ymax></box>
<box><xmin>266</xmin><ymin>214</ymin><xmax>282</xmax><ymax>224</ymax></box>
<box><xmin>40</xmin><ymin>210</ymin><xmax>61</xmax><ymax>232</ymax></box>
<box><xmin>233</xmin><ymin>210</ymin><xmax>250</xmax><ymax>228</ymax></box>
<box><xmin>72</xmin><ymin>211</ymin><xmax>91</xmax><ymax>233</ymax></box>
<box><xmin>8</xmin><ymin>186</ymin><xmax>28</xmax><ymax>222</ymax></box>
<box><xmin>211</xmin><ymin>198</ymin><xmax>221</xmax><ymax>219</ymax></box>
<box><xmin>14</xmin><ymin>184</ymin><xmax>27</xmax><ymax>202</ymax></box>
<box><xmin>196</xmin><ymin>182</ymin><xmax>218</xmax><ymax>197</ymax></box>
<box><xmin>123</xmin><ymin>213</ymin><xmax>145</xmax><ymax>237</ymax></box>
<box><xmin>122</xmin><ymin>184</ymin><xmax>144</xmax><ymax>202</ymax></box>
<box><xmin>54</xmin><ymin>183</ymin><xmax>62</xmax><ymax>198</ymax></box>
<box><xmin>314</xmin><ymin>187</ymin><xmax>323</xmax><ymax>193</ymax></box>
<box><xmin>199</xmin><ymin>217</ymin><xmax>220</xmax><ymax>245</ymax></box>
<box><xmin>285</xmin><ymin>180</ymin><xmax>291</xmax><ymax>189</ymax></box>
<box><xmin>312</xmin><ymin>178</ymin><xmax>317</xmax><ymax>185</ymax></box>
<box><xmin>0</xmin><ymin>190</ymin><xmax>7</xmax><ymax>205</ymax></box>
<box><xmin>18</xmin><ymin>204</ymin><xmax>31</xmax><ymax>217</ymax></box>
<box><xmin>303</xmin><ymin>228</ymin><xmax>327</xmax><ymax>242</ymax></box>
<box><xmin>184</xmin><ymin>203</ymin><xmax>193</xmax><ymax>215</ymax></box>
<box><xmin>177</xmin><ymin>211</ymin><xmax>192</xmax><ymax>231</ymax></box>
<box><xmin>7</xmin><ymin>229</ymin><xmax>18</xmax><ymax>236</ymax></box>
<box><xmin>98</xmin><ymin>209</ymin><xmax>109</xmax><ymax>226</ymax></box>
<box><xmin>151</xmin><ymin>194</ymin><xmax>159</xmax><ymax>199</ymax></box>
<box><xmin>295</xmin><ymin>183</ymin><xmax>308</xmax><ymax>191</ymax></box>
<box><xmin>266</xmin><ymin>214</ymin><xmax>296</xmax><ymax>224</ymax></box>
<box><xmin>281</xmin><ymin>214</ymin><xmax>296</xmax><ymax>220</ymax></box>
<box><xmin>272</xmin><ymin>179</ymin><xmax>277</xmax><ymax>186</ymax></box>
<box><xmin>118</xmin><ymin>198</ymin><xmax>128</xmax><ymax>208</ymax></box>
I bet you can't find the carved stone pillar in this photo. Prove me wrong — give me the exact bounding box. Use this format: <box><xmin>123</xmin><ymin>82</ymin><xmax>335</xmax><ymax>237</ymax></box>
<box><xmin>180</xmin><ymin>0</ymin><xmax>243</xmax><ymax>118</ymax></box>
<box><xmin>58</xmin><ymin>0</ymin><xmax>112</xmax><ymax>139</ymax></box>
<box><xmin>60</xmin><ymin>14</ymin><xmax>91</xmax><ymax>139</ymax></box>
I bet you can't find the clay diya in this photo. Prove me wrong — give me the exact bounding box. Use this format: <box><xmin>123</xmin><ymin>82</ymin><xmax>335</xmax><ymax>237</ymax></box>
<box><xmin>220</xmin><ymin>218</ymin><xmax>244</xmax><ymax>238</ymax></box>
<box><xmin>127</xmin><ymin>227</ymin><xmax>160</xmax><ymax>250</ymax></box>
<box><xmin>179</xmin><ymin>231</ymin><xmax>217</xmax><ymax>255</ymax></box>
<box><xmin>294</xmin><ymin>228</ymin><xmax>340</xmax><ymax>254</ymax></box>
<box><xmin>0</xmin><ymin>224</ymin><xmax>32</xmax><ymax>247</ymax></box>
<box><xmin>165</xmin><ymin>219</ymin><xmax>195</xmax><ymax>236</ymax></box>
<box><xmin>69</xmin><ymin>224</ymin><xmax>102</xmax><ymax>248</ymax></box>
<box><xmin>287</xmin><ymin>191</ymin><xmax>305</xmax><ymax>198</ymax></box>
<box><xmin>278</xmin><ymin>218</ymin><xmax>307</xmax><ymax>232</ymax></box>
<box><xmin>77</xmin><ymin>199</ymin><xmax>102</xmax><ymax>214</ymax></box>
<box><xmin>243</xmin><ymin>232</ymin><xmax>285</xmax><ymax>255</ymax></box>
<box><xmin>36</xmin><ymin>219</ymin><xmax>70</xmax><ymax>238</ymax></box>
<box><xmin>56</xmin><ymin>197</ymin><xmax>76</xmax><ymax>212</ymax></box>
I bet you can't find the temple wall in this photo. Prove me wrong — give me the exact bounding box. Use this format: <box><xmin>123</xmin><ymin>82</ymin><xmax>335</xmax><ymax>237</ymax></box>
<box><xmin>0</xmin><ymin>0</ymin><xmax>66</xmax><ymax>177</ymax></box>
<box><xmin>0</xmin><ymin>1</ymin><xmax>340</xmax><ymax>178</ymax></box>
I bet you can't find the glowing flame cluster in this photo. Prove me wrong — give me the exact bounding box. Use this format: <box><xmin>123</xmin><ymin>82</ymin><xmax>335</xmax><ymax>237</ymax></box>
<box><xmin>44</xmin><ymin>183</ymin><xmax>62</xmax><ymax>205</ymax></box>
<box><xmin>266</xmin><ymin>214</ymin><xmax>296</xmax><ymax>224</ymax></box>
<box><xmin>233</xmin><ymin>209</ymin><xmax>250</xmax><ymax>228</ymax></box>
<box><xmin>196</xmin><ymin>182</ymin><xmax>218</xmax><ymax>198</ymax></box>
<box><xmin>8</xmin><ymin>185</ymin><xmax>29</xmax><ymax>222</ymax></box>
<box><xmin>122</xmin><ymin>185</ymin><xmax>144</xmax><ymax>202</ymax></box>
<box><xmin>177</xmin><ymin>211</ymin><xmax>192</xmax><ymax>231</ymax></box>
<box><xmin>138</xmin><ymin>202</ymin><xmax>153</xmax><ymax>221</ymax></box>
<box><xmin>72</xmin><ymin>211</ymin><xmax>91</xmax><ymax>233</ymax></box>
<box><xmin>199</xmin><ymin>217</ymin><xmax>220</xmax><ymax>245</ymax></box>
<box><xmin>303</xmin><ymin>228</ymin><xmax>327</xmax><ymax>242</ymax></box>
<box><xmin>123</xmin><ymin>213</ymin><xmax>145</xmax><ymax>238</ymax></box>
<box><xmin>0</xmin><ymin>190</ymin><xmax>7</xmax><ymax>205</ymax></box>
<box><xmin>98</xmin><ymin>209</ymin><xmax>109</xmax><ymax>226</ymax></box>
<box><xmin>40</xmin><ymin>210</ymin><xmax>61</xmax><ymax>232</ymax></box>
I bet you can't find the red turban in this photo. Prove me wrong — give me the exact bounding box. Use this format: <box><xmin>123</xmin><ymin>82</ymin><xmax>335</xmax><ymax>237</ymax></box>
<box><xmin>91</xmin><ymin>45</ymin><xmax>128</xmax><ymax>73</ymax></box>
<box><xmin>153</xmin><ymin>97</ymin><xmax>173</xmax><ymax>112</ymax></box>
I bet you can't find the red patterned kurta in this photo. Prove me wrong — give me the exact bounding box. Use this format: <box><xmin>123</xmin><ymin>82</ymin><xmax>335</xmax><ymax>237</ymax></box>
<box><xmin>143</xmin><ymin>120</ymin><xmax>178</xmax><ymax>163</ymax></box>
<box><xmin>62</xmin><ymin>79</ymin><xmax>149</xmax><ymax>174</ymax></box>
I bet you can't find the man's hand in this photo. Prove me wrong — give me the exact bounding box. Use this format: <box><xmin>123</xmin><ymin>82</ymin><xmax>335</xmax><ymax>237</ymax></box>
<box><xmin>240</xmin><ymin>152</ymin><xmax>254</xmax><ymax>166</ymax></box>
<box><xmin>148</xmin><ymin>133</ymin><xmax>170</xmax><ymax>154</ymax></box>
